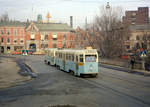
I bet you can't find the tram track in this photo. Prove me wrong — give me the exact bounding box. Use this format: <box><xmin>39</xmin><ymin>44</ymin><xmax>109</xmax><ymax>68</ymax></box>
<box><xmin>100</xmin><ymin>71</ymin><xmax>150</xmax><ymax>88</ymax></box>
<box><xmin>77</xmin><ymin>77</ymin><xmax>150</xmax><ymax>106</ymax></box>
<box><xmin>99</xmin><ymin>66</ymin><xmax>150</xmax><ymax>87</ymax></box>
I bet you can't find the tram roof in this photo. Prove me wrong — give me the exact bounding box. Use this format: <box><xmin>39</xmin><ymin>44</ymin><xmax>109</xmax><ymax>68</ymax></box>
<box><xmin>56</xmin><ymin>49</ymin><xmax>97</xmax><ymax>54</ymax></box>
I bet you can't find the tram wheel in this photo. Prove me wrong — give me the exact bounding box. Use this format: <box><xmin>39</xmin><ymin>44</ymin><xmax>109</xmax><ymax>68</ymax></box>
<box><xmin>70</xmin><ymin>71</ymin><xmax>74</xmax><ymax>75</ymax></box>
<box><xmin>91</xmin><ymin>74</ymin><xmax>98</xmax><ymax>78</ymax></box>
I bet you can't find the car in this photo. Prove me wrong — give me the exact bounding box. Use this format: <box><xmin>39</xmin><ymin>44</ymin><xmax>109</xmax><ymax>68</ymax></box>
<box><xmin>11</xmin><ymin>50</ymin><xmax>22</xmax><ymax>55</ymax></box>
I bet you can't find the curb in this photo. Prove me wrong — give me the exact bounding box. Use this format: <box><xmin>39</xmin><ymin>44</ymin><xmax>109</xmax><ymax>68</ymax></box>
<box><xmin>23</xmin><ymin>62</ymin><xmax>37</xmax><ymax>73</ymax></box>
<box><xmin>132</xmin><ymin>69</ymin><xmax>150</xmax><ymax>76</ymax></box>
<box><xmin>99</xmin><ymin>62</ymin><xmax>150</xmax><ymax>76</ymax></box>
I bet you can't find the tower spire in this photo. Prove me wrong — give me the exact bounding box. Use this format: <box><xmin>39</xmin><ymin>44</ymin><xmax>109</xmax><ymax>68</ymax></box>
<box><xmin>46</xmin><ymin>12</ymin><xmax>51</xmax><ymax>23</ymax></box>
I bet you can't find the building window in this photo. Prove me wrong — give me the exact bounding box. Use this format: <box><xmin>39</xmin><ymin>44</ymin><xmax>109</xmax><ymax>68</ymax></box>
<box><xmin>53</xmin><ymin>44</ymin><xmax>57</xmax><ymax>48</ymax></box>
<box><xmin>30</xmin><ymin>33</ymin><xmax>35</xmax><ymax>40</ymax></box>
<box><xmin>7</xmin><ymin>29</ymin><xmax>10</xmax><ymax>35</ymax></box>
<box><xmin>14</xmin><ymin>29</ymin><xmax>17</xmax><ymax>35</ymax></box>
<box><xmin>84</xmin><ymin>35</ymin><xmax>86</xmax><ymax>40</ymax></box>
<box><xmin>126</xmin><ymin>45</ymin><xmax>130</xmax><ymax>49</ymax></box>
<box><xmin>1</xmin><ymin>30</ymin><xmax>4</xmax><ymax>35</ymax></box>
<box><xmin>45</xmin><ymin>34</ymin><xmax>48</xmax><ymax>40</ymax></box>
<box><xmin>45</xmin><ymin>44</ymin><xmax>48</xmax><ymax>48</ymax></box>
<box><xmin>63</xmin><ymin>34</ymin><xmax>66</xmax><ymax>41</ymax></box>
<box><xmin>136</xmin><ymin>35</ymin><xmax>140</xmax><ymax>40</ymax></box>
<box><xmin>1</xmin><ymin>38</ymin><xmax>4</xmax><ymax>43</ymax></box>
<box><xmin>41</xmin><ymin>34</ymin><xmax>44</xmax><ymax>40</ymax></box>
<box><xmin>7</xmin><ymin>38</ymin><xmax>10</xmax><ymax>43</ymax></box>
<box><xmin>53</xmin><ymin>38</ymin><xmax>57</xmax><ymax>40</ymax></box>
<box><xmin>14</xmin><ymin>39</ymin><xmax>17</xmax><ymax>44</ymax></box>
<box><xmin>52</xmin><ymin>34</ymin><xmax>57</xmax><ymax>41</ymax></box>
<box><xmin>20</xmin><ymin>39</ymin><xmax>24</xmax><ymax>44</ymax></box>
<box><xmin>41</xmin><ymin>44</ymin><xmax>48</xmax><ymax>48</ymax></box>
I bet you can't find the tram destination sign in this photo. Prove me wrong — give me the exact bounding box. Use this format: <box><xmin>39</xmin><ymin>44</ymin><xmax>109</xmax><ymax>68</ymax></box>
<box><xmin>85</xmin><ymin>49</ymin><xmax>97</xmax><ymax>53</ymax></box>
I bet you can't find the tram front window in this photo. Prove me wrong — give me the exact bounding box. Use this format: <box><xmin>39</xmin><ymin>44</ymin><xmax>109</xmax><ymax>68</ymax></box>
<box><xmin>85</xmin><ymin>55</ymin><xmax>97</xmax><ymax>62</ymax></box>
<box><xmin>80</xmin><ymin>55</ymin><xmax>83</xmax><ymax>62</ymax></box>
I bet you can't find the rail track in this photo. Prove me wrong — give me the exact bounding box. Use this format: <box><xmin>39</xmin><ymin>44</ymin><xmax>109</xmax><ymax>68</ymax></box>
<box><xmin>77</xmin><ymin>76</ymin><xmax>150</xmax><ymax>106</ymax></box>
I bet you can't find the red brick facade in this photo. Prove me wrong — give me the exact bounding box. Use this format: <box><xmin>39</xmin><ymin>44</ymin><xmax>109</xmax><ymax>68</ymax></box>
<box><xmin>123</xmin><ymin>7</ymin><xmax>149</xmax><ymax>25</ymax></box>
<box><xmin>0</xmin><ymin>25</ymin><xmax>26</xmax><ymax>53</ymax></box>
<box><xmin>0</xmin><ymin>22</ymin><xmax>74</xmax><ymax>54</ymax></box>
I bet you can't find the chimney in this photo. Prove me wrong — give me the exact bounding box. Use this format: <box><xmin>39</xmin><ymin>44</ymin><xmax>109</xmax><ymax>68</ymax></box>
<box><xmin>70</xmin><ymin>16</ymin><xmax>73</xmax><ymax>28</ymax></box>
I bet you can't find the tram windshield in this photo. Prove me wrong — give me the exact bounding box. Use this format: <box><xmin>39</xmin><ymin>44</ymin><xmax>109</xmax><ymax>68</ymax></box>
<box><xmin>85</xmin><ymin>55</ymin><xmax>97</xmax><ymax>62</ymax></box>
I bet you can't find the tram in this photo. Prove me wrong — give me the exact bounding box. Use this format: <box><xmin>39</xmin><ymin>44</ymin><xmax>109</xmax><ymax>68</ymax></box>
<box><xmin>45</xmin><ymin>47</ymin><xmax>99</xmax><ymax>77</ymax></box>
<box><xmin>44</xmin><ymin>48</ymin><xmax>57</xmax><ymax>65</ymax></box>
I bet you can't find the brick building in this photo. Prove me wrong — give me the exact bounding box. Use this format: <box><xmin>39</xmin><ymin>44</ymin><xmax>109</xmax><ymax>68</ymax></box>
<box><xmin>124</xmin><ymin>24</ymin><xmax>150</xmax><ymax>52</ymax></box>
<box><xmin>0</xmin><ymin>21</ymin><xmax>26</xmax><ymax>54</ymax></box>
<box><xmin>123</xmin><ymin>7</ymin><xmax>149</xmax><ymax>25</ymax></box>
<box><xmin>0</xmin><ymin>16</ymin><xmax>74</xmax><ymax>54</ymax></box>
<box><xmin>25</xmin><ymin>22</ymin><xmax>74</xmax><ymax>52</ymax></box>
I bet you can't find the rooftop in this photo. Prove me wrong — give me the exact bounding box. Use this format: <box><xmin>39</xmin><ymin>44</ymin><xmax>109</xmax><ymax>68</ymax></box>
<box><xmin>34</xmin><ymin>23</ymin><xmax>74</xmax><ymax>32</ymax></box>
<box><xmin>130</xmin><ymin>24</ymin><xmax>150</xmax><ymax>31</ymax></box>
<box><xmin>0</xmin><ymin>21</ymin><xmax>25</xmax><ymax>27</ymax></box>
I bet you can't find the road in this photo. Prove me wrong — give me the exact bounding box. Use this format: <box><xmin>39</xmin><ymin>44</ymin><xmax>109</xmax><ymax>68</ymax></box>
<box><xmin>0</xmin><ymin>55</ymin><xmax>150</xmax><ymax>107</ymax></box>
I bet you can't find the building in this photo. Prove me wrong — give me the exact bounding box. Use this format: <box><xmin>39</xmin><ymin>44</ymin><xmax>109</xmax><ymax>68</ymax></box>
<box><xmin>25</xmin><ymin>22</ymin><xmax>74</xmax><ymax>52</ymax></box>
<box><xmin>0</xmin><ymin>21</ymin><xmax>26</xmax><ymax>54</ymax></box>
<box><xmin>124</xmin><ymin>24</ymin><xmax>150</xmax><ymax>52</ymax></box>
<box><xmin>123</xmin><ymin>7</ymin><xmax>149</xmax><ymax>25</ymax></box>
<box><xmin>0</xmin><ymin>13</ymin><xmax>75</xmax><ymax>54</ymax></box>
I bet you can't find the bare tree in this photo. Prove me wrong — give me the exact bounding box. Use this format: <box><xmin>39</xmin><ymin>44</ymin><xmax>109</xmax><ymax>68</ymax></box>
<box><xmin>91</xmin><ymin>6</ymin><xmax>130</xmax><ymax>58</ymax></box>
<box><xmin>0</xmin><ymin>12</ymin><xmax>9</xmax><ymax>22</ymax></box>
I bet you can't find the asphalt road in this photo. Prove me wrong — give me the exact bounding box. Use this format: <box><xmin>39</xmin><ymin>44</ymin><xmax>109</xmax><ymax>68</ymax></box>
<box><xmin>0</xmin><ymin>55</ymin><xmax>150</xmax><ymax>107</ymax></box>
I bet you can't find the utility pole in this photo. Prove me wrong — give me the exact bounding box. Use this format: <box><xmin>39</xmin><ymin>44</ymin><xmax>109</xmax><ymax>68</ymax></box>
<box><xmin>0</xmin><ymin>40</ymin><xmax>1</xmax><ymax>55</ymax></box>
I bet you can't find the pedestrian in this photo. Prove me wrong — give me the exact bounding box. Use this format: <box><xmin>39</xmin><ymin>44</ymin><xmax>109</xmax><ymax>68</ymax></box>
<box><xmin>130</xmin><ymin>56</ymin><xmax>135</xmax><ymax>69</ymax></box>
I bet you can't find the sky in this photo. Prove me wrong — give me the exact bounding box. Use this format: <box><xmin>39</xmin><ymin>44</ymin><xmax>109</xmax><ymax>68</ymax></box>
<box><xmin>0</xmin><ymin>0</ymin><xmax>150</xmax><ymax>28</ymax></box>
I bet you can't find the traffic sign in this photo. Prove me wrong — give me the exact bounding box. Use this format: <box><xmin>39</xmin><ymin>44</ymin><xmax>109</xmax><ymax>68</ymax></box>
<box><xmin>140</xmin><ymin>50</ymin><xmax>147</xmax><ymax>57</ymax></box>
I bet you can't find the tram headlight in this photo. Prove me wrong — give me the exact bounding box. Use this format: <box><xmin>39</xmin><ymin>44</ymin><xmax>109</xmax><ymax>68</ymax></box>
<box><xmin>89</xmin><ymin>65</ymin><xmax>93</xmax><ymax>71</ymax></box>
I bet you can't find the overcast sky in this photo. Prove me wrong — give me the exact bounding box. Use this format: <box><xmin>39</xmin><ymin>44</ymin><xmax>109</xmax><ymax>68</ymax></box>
<box><xmin>0</xmin><ymin>0</ymin><xmax>149</xmax><ymax>28</ymax></box>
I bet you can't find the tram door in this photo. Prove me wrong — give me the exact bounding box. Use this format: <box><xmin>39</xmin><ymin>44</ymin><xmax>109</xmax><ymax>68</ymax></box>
<box><xmin>62</xmin><ymin>53</ymin><xmax>65</xmax><ymax>70</ymax></box>
<box><xmin>76</xmin><ymin>55</ymin><xmax>79</xmax><ymax>71</ymax></box>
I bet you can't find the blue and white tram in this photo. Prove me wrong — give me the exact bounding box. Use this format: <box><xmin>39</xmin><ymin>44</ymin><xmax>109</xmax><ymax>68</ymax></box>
<box><xmin>44</xmin><ymin>48</ymin><xmax>57</xmax><ymax>65</ymax></box>
<box><xmin>66</xmin><ymin>48</ymin><xmax>98</xmax><ymax>77</ymax></box>
<box><xmin>45</xmin><ymin>47</ymin><xmax>99</xmax><ymax>77</ymax></box>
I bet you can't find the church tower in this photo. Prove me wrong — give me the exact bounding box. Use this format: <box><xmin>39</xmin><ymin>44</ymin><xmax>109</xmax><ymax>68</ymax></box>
<box><xmin>37</xmin><ymin>14</ymin><xmax>42</xmax><ymax>23</ymax></box>
<box><xmin>46</xmin><ymin>12</ymin><xmax>51</xmax><ymax>23</ymax></box>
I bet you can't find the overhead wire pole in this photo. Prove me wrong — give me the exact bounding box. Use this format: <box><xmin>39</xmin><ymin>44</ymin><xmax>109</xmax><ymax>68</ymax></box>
<box><xmin>85</xmin><ymin>17</ymin><xmax>88</xmax><ymax>48</ymax></box>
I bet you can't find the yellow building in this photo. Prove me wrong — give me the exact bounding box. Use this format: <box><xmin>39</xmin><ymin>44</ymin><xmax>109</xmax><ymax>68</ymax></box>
<box><xmin>125</xmin><ymin>24</ymin><xmax>150</xmax><ymax>52</ymax></box>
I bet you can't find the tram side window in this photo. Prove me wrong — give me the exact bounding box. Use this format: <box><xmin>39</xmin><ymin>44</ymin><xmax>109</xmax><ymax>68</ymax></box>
<box><xmin>66</xmin><ymin>54</ymin><xmax>68</xmax><ymax>60</ymax></box>
<box><xmin>60</xmin><ymin>53</ymin><xmax>62</xmax><ymax>58</ymax></box>
<box><xmin>72</xmin><ymin>55</ymin><xmax>74</xmax><ymax>61</ymax></box>
<box><xmin>59</xmin><ymin>53</ymin><xmax>60</xmax><ymax>58</ymax></box>
<box><xmin>69</xmin><ymin>54</ymin><xmax>71</xmax><ymax>61</ymax></box>
<box><xmin>63</xmin><ymin>54</ymin><xmax>65</xmax><ymax>60</ymax></box>
<box><xmin>80</xmin><ymin>55</ymin><xmax>83</xmax><ymax>62</ymax></box>
<box><xmin>76</xmin><ymin>55</ymin><xmax>78</xmax><ymax>62</ymax></box>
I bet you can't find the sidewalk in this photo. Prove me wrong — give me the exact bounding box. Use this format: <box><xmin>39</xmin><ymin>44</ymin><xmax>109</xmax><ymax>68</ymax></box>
<box><xmin>99</xmin><ymin>58</ymin><xmax>150</xmax><ymax>76</ymax></box>
<box><xmin>0</xmin><ymin>57</ymin><xmax>30</xmax><ymax>89</ymax></box>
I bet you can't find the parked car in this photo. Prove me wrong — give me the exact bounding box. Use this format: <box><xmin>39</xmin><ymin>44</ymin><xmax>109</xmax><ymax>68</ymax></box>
<box><xmin>11</xmin><ymin>50</ymin><xmax>22</xmax><ymax>55</ymax></box>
